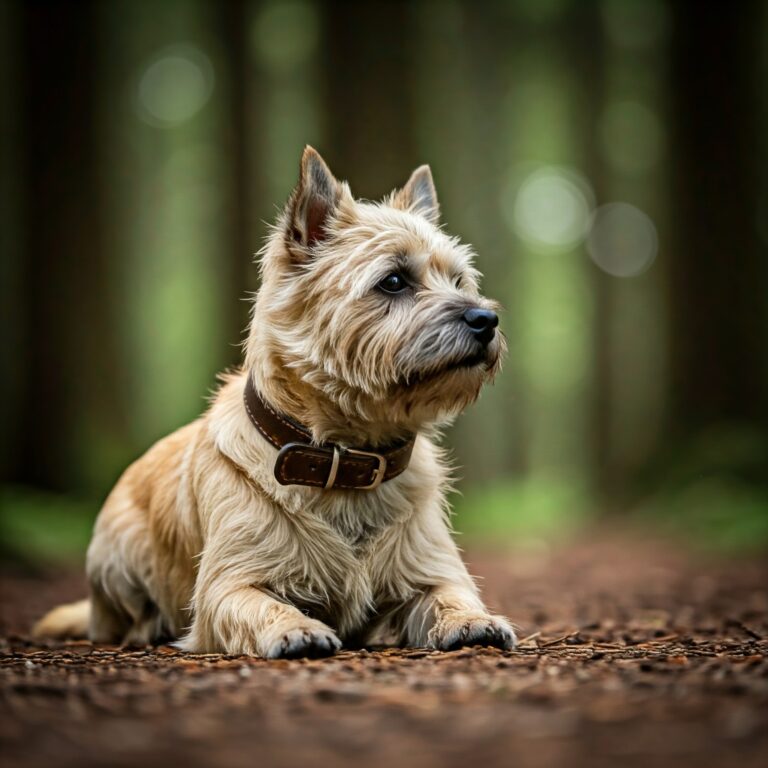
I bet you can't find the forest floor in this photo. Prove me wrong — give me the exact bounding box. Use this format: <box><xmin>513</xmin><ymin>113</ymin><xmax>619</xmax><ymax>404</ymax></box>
<box><xmin>1</xmin><ymin>531</ymin><xmax>767</xmax><ymax>768</ymax></box>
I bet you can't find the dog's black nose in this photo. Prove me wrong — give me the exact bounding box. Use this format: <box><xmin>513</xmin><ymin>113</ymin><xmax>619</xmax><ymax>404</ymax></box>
<box><xmin>462</xmin><ymin>307</ymin><xmax>498</xmax><ymax>345</ymax></box>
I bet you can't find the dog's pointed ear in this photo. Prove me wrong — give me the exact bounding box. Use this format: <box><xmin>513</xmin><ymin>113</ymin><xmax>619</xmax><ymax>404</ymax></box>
<box><xmin>287</xmin><ymin>146</ymin><xmax>342</xmax><ymax>253</ymax></box>
<box><xmin>393</xmin><ymin>165</ymin><xmax>439</xmax><ymax>225</ymax></box>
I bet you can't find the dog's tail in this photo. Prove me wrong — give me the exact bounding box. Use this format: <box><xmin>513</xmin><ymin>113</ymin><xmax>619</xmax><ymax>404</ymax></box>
<box><xmin>32</xmin><ymin>598</ymin><xmax>90</xmax><ymax>639</ymax></box>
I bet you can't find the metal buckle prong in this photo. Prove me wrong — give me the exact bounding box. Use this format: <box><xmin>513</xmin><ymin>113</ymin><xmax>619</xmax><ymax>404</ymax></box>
<box><xmin>345</xmin><ymin>448</ymin><xmax>387</xmax><ymax>490</ymax></box>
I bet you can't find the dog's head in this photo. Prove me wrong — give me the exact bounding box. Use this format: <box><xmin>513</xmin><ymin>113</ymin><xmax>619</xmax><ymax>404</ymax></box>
<box><xmin>247</xmin><ymin>147</ymin><xmax>505</xmax><ymax>444</ymax></box>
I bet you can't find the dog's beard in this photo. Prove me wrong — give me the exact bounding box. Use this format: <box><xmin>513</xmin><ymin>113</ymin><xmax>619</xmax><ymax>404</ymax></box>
<box><xmin>378</xmin><ymin>365</ymin><xmax>492</xmax><ymax>430</ymax></box>
<box><xmin>397</xmin><ymin>347</ymin><xmax>496</xmax><ymax>387</ymax></box>
<box><xmin>393</xmin><ymin>323</ymin><xmax>502</xmax><ymax>388</ymax></box>
<box><xmin>377</xmin><ymin>334</ymin><xmax>502</xmax><ymax>428</ymax></box>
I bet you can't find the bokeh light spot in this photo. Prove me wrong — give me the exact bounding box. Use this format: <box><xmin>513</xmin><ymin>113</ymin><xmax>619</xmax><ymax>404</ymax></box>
<box><xmin>505</xmin><ymin>166</ymin><xmax>594</xmax><ymax>253</ymax></box>
<box><xmin>137</xmin><ymin>45</ymin><xmax>214</xmax><ymax>128</ymax></box>
<box><xmin>587</xmin><ymin>203</ymin><xmax>658</xmax><ymax>277</ymax></box>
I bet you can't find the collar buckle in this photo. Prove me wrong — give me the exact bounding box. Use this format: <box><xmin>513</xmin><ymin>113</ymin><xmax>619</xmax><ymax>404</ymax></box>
<box><xmin>344</xmin><ymin>448</ymin><xmax>387</xmax><ymax>490</ymax></box>
<box><xmin>245</xmin><ymin>374</ymin><xmax>412</xmax><ymax>490</ymax></box>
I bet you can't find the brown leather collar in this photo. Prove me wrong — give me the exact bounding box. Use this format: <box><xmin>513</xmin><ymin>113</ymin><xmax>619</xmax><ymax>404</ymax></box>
<box><xmin>243</xmin><ymin>375</ymin><xmax>415</xmax><ymax>490</ymax></box>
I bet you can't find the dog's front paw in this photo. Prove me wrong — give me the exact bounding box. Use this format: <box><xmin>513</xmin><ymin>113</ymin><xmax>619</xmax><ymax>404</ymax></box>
<box><xmin>428</xmin><ymin>611</ymin><xmax>517</xmax><ymax>651</ymax></box>
<box><xmin>264</xmin><ymin>621</ymin><xmax>342</xmax><ymax>660</ymax></box>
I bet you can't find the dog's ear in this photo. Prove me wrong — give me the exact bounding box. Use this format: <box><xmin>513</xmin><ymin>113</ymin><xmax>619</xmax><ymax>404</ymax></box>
<box><xmin>393</xmin><ymin>165</ymin><xmax>440</xmax><ymax>225</ymax></box>
<box><xmin>287</xmin><ymin>146</ymin><xmax>342</xmax><ymax>254</ymax></box>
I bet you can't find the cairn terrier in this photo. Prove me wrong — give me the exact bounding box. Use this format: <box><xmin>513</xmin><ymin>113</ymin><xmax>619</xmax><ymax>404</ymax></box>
<box><xmin>34</xmin><ymin>147</ymin><xmax>516</xmax><ymax>658</ymax></box>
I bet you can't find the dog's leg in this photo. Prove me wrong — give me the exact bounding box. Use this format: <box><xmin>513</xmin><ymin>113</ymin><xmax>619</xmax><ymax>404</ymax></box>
<box><xmin>179</xmin><ymin>458</ymin><xmax>343</xmax><ymax>658</ymax></box>
<box><xmin>86</xmin><ymin>490</ymin><xmax>163</xmax><ymax>644</ymax></box>
<box><xmin>88</xmin><ymin>583</ymin><xmax>131</xmax><ymax>643</ymax></box>
<box><xmin>403</xmin><ymin>583</ymin><xmax>516</xmax><ymax>651</ymax></box>
<box><xmin>178</xmin><ymin>584</ymin><xmax>341</xmax><ymax>658</ymax></box>
<box><xmin>378</xmin><ymin>510</ymin><xmax>516</xmax><ymax>651</ymax></box>
<box><xmin>371</xmin><ymin>498</ymin><xmax>517</xmax><ymax>651</ymax></box>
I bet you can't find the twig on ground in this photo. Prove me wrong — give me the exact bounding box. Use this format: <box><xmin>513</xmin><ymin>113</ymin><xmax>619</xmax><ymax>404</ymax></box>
<box><xmin>540</xmin><ymin>631</ymin><xmax>580</xmax><ymax>648</ymax></box>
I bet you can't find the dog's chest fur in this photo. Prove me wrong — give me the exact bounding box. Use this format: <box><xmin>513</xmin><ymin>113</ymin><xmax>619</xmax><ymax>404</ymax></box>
<box><xmin>272</xmin><ymin>489</ymin><xmax>411</xmax><ymax>639</ymax></box>
<box><xmin>206</xmin><ymin>378</ymin><xmax>445</xmax><ymax>644</ymax></box>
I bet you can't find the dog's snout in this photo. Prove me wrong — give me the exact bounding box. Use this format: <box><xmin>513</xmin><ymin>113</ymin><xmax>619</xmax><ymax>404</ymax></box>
<box><xmin>462</xmin><ymin>307</ymin><xmax>498</xmax><ymax>345</ymax></box>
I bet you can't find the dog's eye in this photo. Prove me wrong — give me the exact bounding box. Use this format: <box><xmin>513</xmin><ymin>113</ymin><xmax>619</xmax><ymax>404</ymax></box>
<box><xmin>454</xmin><ymin>276</ymin><xmax>463</xmax><ymax>289</ymax></box>
<box><xmin>378</xmin><ymin>273</ymin><xmax>408</xmax><ymax>294</ymax></box>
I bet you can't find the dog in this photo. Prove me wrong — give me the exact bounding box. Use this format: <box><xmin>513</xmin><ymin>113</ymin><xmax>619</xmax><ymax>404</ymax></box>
<box><xmin>34</xmin><ymin>147</ymin><xmax>516</xmax><ymax>658</ymax></box>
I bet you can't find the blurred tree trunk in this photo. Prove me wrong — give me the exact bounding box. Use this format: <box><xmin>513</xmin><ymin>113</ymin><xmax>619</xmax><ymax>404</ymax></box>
<box><xmin>215</xmin><ymin>0</ymin><xmax>252</xmax><ymax>338</ymax></box>
<box><xmin>570</xmin><ymin>2</ymin><xmax>611</xmax><ymax>500</ymax></box>
<box><xmin>0</xmin><ymin>0</ymin><xmax>22</xmax><ymax>483</ymax></box>
<box><xmin>668</xmin><ymin>1</ymin><xmax>767</xmax><ymax>440</ymax></box>
<box><xmin>14</xmin><ymin>0</ymin><xmax>125</xmax><ymax>492</ymax></box>
<box><xmin>321</xmin><ymin>0</ymin><xmax>418</xmax><ymax>196</ymax></box>
<box><xmin>588</xmin><ymin>4</ymin><xmax>669</xmax><ymax>504</ymax></box>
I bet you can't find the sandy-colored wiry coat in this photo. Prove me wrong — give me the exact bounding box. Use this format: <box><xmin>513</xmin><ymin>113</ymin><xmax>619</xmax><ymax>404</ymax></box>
<box><xmin>34</xmin><ymin>148</ymin><xmax>516</xmax><ymax>658</ymax></box>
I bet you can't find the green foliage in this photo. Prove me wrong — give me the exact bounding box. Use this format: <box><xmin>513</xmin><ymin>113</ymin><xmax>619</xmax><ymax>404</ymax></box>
<box><xmin>452</xmin><ymin>474</ymin><xmax>593</xmax><ymax>543</ymax></box>
<box><xmin>638</xmin><ymin>476</ymin><xmax>768</xmax><ymax>554</ymax></box>
<box><xmin>0</xmin><ymin>487</ymin><xmax>95</xmax><ymax>566</ymax></box>
<box><xmin>633</xmin><ymin>425</ymin><xmax>768</xmax><ymax>554</ymax></box>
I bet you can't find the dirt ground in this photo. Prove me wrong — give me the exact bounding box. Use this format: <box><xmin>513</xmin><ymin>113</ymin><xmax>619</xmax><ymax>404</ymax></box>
<box><xmin>1</xmin><ymin>532</ymin><xmax>767</xmax><ymax>768</ymax></box>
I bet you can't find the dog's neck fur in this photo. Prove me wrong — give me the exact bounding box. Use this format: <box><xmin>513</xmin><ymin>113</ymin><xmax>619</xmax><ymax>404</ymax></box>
<box><xmin>247</xmin><ymin>355</ymin><xmax>419</xmax><ymax>449</ymax></box>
